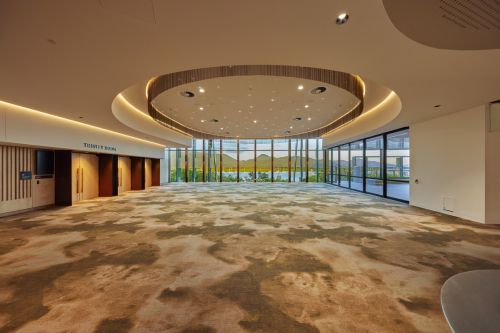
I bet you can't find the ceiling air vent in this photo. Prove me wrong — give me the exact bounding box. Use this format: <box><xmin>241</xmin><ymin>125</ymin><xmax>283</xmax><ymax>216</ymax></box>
<box><xmin>310</xmin><ymin>86</ymin><xmax>327</xmax><ymax>94</ymax></box>
<box><xmin>180</xmin><ymin>91</ymin><xmax>195</xmax><ymax>98</ymax></box>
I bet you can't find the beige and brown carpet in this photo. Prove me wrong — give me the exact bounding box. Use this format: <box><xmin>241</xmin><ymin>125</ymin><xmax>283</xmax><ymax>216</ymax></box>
<box><xmin>1</xmin><ymin>183</ymin><xmax>499</xmax><ymax>333</ymax></box>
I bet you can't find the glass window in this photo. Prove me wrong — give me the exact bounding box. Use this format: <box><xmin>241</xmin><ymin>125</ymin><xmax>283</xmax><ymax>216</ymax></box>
<box><xmin>365</xmin><ymin>136</ymin><xmax>383</xmax><ymax>195</ymax></box>
<box><xmin>273</xmin><ymin>139</ymin><xmax>289</xmax><ymax>182</ymax></box>
<box><xmin>222</xmin><ymin>140</ymin><xmax>238</xmax><ymax>182</ymax></box>
<box><xmin>239</xmin><ymin>140</ymin><xmax>255</xmax><ymax>182</ymax></box>
<box><xmin>349</xmin><ymin>141</ymin><xmax>363</xmax><ymax>191</ymax></box>
<box><xmin>291</xmin><ymin>139</ymin><xmax>306</xmax><ymax>182</ymax></box>
<box><xmin>339</xmin><ymin>144</ymin><xmax>349</xmax><ymax>187</ymax></box>
<box><xmin>331</xmin><ymin>147</ymin><xmax>339</xmax><ymax>185</ymax></box>
<box><xmin>205</xmin><ymin>139</ymin><xmax>220</xmax><ymax>182</ymax></box>
<box><xmin>256</xmin><ymin>139</ymin><xmax>272</xmax><ymax>182</ymax></box>
<box><xmin>386</xmin><ymin>129</ymin><xmax>410</xmax><ymax>201</ymax></box>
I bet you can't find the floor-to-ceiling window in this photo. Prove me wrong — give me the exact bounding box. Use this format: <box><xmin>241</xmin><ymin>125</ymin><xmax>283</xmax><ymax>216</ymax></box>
<box><xmin>239</xmin><ymin>139</ymin><xmax>255</xmax><ymax>182</ymax></box>
<box><xmin>339</xmin><ymin>144</ymin><xmax>350</xmax><ymax>187</ymax></box>
<box><xmin>365</xmin><ymin>135</ymin><xmax>384</xmax><ymax>195</ymax></box>
<box><xmin>386</xmin><ymin>129</ymin><xmax>410</xmax><ymax>201</ymax></box>
<box><xmin>325</xmin><ymin>128</ymin><xmax>410</xmax><ymax>202</ymax></box>
<box><xmin>166</xmin><ymin>138</ymin><xmax>329</xmax><ymax>184</ymax></box>
<box><xmin>256</xmin><ymin>139</ymin><xmax>272</xmax><ymax>182</ymax></box>
<box><xmin>273</xmin><ymin>139</ymin><xmax>289</xmax><ymax>182</ymax></box>
<box><xmin>331</xmin><ymin>146</ymin><xmax>340</xmax><ymax>185</ymax></box>
<box><xmin>222</xmin><ymin>139</ymin><xmax>238</xmax><ymax>182</ymax></box>
<box><xmin>350</xmin><ymin>140</ymin><xmax>364</xmax><ymax>191</ymax></box>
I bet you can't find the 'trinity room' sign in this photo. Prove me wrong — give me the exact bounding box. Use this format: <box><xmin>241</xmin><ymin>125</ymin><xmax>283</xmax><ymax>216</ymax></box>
<box><xmin>83</xmin><ymin>143</ymin><xmax>117</xmax><ymax>152</ymax></box>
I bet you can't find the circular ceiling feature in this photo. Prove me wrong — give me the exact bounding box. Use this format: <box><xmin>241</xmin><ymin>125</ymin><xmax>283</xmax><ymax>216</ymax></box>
<box><xmin>311</xmin><ymin>86</ymin><xmax>327</xmax><ymax>94</ymax></box>
<box><xmin>147</xmin><ymin>65</ymin><xmax>364</xmax><ymax>139</ymax></box>
<box><xmin>180</xmin><ymin>91</ymin><xmax>195</xmax><ymax>98</ymax></box>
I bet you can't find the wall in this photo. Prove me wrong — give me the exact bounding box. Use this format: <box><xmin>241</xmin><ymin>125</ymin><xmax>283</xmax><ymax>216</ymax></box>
<box><xmin>0</xmin><ymin>100</ymin><xmax>165</xmax><ymax>159</ymax></box>
<box><xmin>485</xmin><ymin>103</ymin><xmax>500</xmax><ymax>224</ymax></box>
<box><xmin>410</xmin><ymin>105</ymin><xmax>486</xmax><ymax>223</ymax></box>
<box><xmin>0</xmin><ymin>145</ymin><xmax>34</xmax><ymax>214</ymax></box>
<box><xmin>0</xmin><ymin>145</ymin><xmax>55</xmax><ymax>215</ymax></box>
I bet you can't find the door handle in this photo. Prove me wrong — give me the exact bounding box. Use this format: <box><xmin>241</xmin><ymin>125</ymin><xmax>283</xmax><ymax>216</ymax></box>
<box><xmin>81</xmin><ymin>168</ymin><xmax>84</xmax><ymax>193</ymax></box>
<box><xmin>76</xmin><ymin>168</ymin><xmax>80</xmax><ymax>194</ymax></box>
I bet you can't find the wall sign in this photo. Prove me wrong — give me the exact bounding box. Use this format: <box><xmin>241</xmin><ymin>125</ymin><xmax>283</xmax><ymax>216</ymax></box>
<box><xmin>19</xmin><ymin>171</ymin><xmax>32</xmax><ymax>180</ymax></box>
<box><xmin>83</xmin><ymin>143</ymin><xmax>117</xmax><ymax>152</ymax></box>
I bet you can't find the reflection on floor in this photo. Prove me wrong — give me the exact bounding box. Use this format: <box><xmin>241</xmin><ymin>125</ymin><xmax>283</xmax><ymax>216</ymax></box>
<box><xmin>1</xmin><ymin>183</ymin><xmax>499</xmax><ymax>333</ymax></box>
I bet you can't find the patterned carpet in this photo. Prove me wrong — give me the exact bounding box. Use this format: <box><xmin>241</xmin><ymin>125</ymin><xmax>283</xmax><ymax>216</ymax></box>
<box><xmin>1</xmin><ymin>183</ymin><xmax>499</xmax><ymax>333</ymax></box>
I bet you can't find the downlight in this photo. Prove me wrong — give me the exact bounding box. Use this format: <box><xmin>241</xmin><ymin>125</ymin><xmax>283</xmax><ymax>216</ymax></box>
<box><xmin>311</xmin><ymin>86</ymin><xmax>327</xmax><ymax>94</ymax></box>
<box><xmin>180</xmin><ymin>91</ymin><xmax>195</xmax><ymax>98</ymax></box>
<box><xmin>336</xmin><ymin>12</ymin><xmax>349</xmax><ymax>25</ymax></box>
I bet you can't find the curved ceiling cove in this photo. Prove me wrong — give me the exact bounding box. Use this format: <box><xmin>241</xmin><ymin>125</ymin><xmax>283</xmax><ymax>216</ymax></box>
<box><xmin>383</xmin><ymin>0</ymin><xmax>500</xmax><ymax>50</ymax></box>
<box><xmin>147</xmin><ymin>65</ymin><xmax>365</xmax><ymax>139</ymax></box>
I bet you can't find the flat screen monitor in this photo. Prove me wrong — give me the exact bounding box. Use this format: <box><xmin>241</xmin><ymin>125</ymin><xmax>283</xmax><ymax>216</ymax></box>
<box><xmin>35</xmin><ymin>150</ymin><xmax>54</xmax><ymax>175</ymax></box>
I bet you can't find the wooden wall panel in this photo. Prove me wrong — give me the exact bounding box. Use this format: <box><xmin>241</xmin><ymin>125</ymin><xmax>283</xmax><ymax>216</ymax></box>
<box><xmin>55</xmin><ymin>150</ymin><xmax>72</xmax><ymax>206</ymax></box>
<box><xmin>151</xmin><ymin>158</ymin><xmax>160</xmax><ymax>186</ymax></box>
<box><xmin>99</xmin><ymin>154</ymin><xmax>118</xmax><ymax>197</ymax></box>
<box><xmin>0</xmin><ymin>145</ymin><xmax>34</xmax><ymax>214</ymax></box>
<box><xmin>131</xmin><ymin>157</ymin><xmax>145</xmax><ymax>190</ymax></box>
<box><xmin>0</xmin><ymin>145</ymin><xmax>33</xmax><ymax>202</ymax></box>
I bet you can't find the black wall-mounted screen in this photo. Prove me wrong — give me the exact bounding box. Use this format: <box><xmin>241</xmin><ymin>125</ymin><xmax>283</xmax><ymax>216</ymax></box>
<box><xmin>35</xmin><ymin>150</ymin><xmax>54</xmax><ymax>175</ymax></box>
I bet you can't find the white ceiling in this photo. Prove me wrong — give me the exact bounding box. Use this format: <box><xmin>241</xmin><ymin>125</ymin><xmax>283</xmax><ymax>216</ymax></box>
<box><xmin>0</xmin><ymin>0</ymin><xmax>499</xmax><ymax>147</ymax></box>
<box><xmin>153</xmin><ymin>76</ymin><xmax>360</xmax><ymax>138</ymax></box>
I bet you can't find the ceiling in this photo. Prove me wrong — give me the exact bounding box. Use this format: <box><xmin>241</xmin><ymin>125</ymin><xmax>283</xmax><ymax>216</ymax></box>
<box><xmin>0</xmin><ymin>0</ymin><xmax>499</xmax><ymax>148</ymax></box>
<box><xmin>152</xmin><ymin>76</ymin><xmax>360</xmax><ymax>138</ymax></box>
<box><xmin>383</xmin><ymin>0</ymin><xmax>500</xmax><ymax>50</ymax></box>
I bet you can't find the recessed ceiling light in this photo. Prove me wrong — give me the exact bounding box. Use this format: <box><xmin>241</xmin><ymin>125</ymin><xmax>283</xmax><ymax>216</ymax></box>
<box><xmin>294</xmin><ymin>117</ymin><xmax>302</xmax><ymax>121</ymax></box>
<box><xmin>253</xmin><ymin>120</ymin><xmax>258</xmax><ymax>123</ymax></box>
<box><xmin>270</xmin><ymin>98</ymin><xmax>275</xmax><ymax>102</ymax></box>
<box><xmin>336</xmin><ymin>12</ymin><xmax>349</xmax><ymax>25</ymax></box>
<box><xmin>199</xmin><ymin>107</ymin><xmax>204</xmax><ymax>111</ymax></box>
<box><xmin>220</xmin><ymin>127</ymin><xmax>224</xmax><ymax>130</ymax></box>
<box><xmin>79</xmin><ymin>116</ymin><xmax>84</xmax><ymax>119</ymax></box>
<box><xmin>305</xmin><ymin>104</ymin><xmax>309</xmax><ymax>108</ymax></box>
<box><xmin>249</xmin><ymin>105</ymin><xmax>254</xmax><ymax>108</ymax></box>
<box><xmin>201</xmin><ymin>119</ymin><xmax>206</xmax><ymax>123</ymax></box>
<box><xmin>298</xmin><ymin>85</ymin><xmax>304</xmax><ymax>90</ymax></box>
<box><xmin>198</xmin><ymin>87</ymin><xmax>205</xmax><ymax>93</ymax></box>
<box><xmin>307</xmin><ymin>117</ymin><xmax>312</xmax><ymax>120</ymax></box>
<box><xmin>238</xmin><ymin>110</ymin><xmax>242</xmax><ymax>113</ymax></box>
<box><xmin>290</xmin><ymin>126</ymin><xmax>293</xmax><ymax>129</ymax></box>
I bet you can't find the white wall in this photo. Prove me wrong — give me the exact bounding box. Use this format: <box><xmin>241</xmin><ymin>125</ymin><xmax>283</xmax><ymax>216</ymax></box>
<box><xmin>410</xmin><ymin>105</ymin><xmax>486</xmax><ymax>223</ymax></box>
<box><xmin>485</xmin><ymin>103</ymin><xmax>500</xmax><ymax>224</ymax></box>
<box><xmin>0</xmin><ymin>101</ymin><xmax>165</xmax><ymax>159</ymax></box>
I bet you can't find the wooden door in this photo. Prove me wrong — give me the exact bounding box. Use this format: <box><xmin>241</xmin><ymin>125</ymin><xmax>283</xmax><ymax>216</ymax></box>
<box><xmin>71</xmin><ymin>153</ymin><xmax>82</xmax><ymax>203</ymax></box>
<box><xmin>144</xmin><ymin>158</ymin><xmax>152</xmax><ymax>188</ymax></box>
<box><xmin>118</xmin><ymin>156</ymin><xmax>131</xmax><ymax>194</ymax></box>
<box><xmin>81</xmin><ymin>153</ymin><xmax>99</xmax><ymax>200</ymax></box>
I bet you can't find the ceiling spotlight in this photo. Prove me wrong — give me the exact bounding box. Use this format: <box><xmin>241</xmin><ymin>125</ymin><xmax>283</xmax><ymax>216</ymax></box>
<box><xmin>253</xmin><ymin>120</ymin><xmax>258</xmax><ymax>123</ymax></box>
<box><xmin>201</xmin><ymin>119</ymin><xmax>206</xmax><ymax>123</ymax></box>
<box><xmin>290</xmin><ymin>126</ymin><xmax>293</xmax><ymax>129</ymax></box>
<box><xmin>298</xmin><ymin>85</ymin><xmax>304</xmax><ymax>90</ymax></box>
<box><xmin>180</xmin><ymin>91</ymin><xmax>195</xmax><ymax>98</ymax></box>
<box><xmin>220</xmin><ymin>127</ymin><xmax>224</xmax><ymax>130</ymax></box>
<box><xmin>199</xmin><ymin>106</ymin><xmax>204</xmax><ymax>111</ymax></box>
<box><xmin>308</xmin><ymin>117</ymin><xmax>312</xmax><ymax>120</ymax></box>
<box><xmin>304</xmin><ymin>104</ymin><xmax>309</xmax><ymax>108</ymax></box>
<box><xmin>198</xmin><ymin>87</ymin><xmax>205</xmax><ymax>93</ymax></box>
<box><xmin>238</xmin><ymin>110</ymin><xmax>242</xmax><ymax>113</ymax></box>
<box><xmin>336</xmin><ymin>12</ymin><xmax>349</xmax><ymax>25</ymax></box>
<box><xmin>270</xmin><ymin>98</ymin><xmax>275</xmax><ymax>102</ymax></box>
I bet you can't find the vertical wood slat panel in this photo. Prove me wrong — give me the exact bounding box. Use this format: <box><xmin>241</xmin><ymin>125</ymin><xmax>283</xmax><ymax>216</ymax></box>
<box><xmin>1</xmin><ymin>146</ymin><xmax>3</xmax><ymax>201</ymax></box>
<box><xmin>0</xmin><ymin>145</ymin><xmax>33</xmax><ymax>202</ymax></box>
